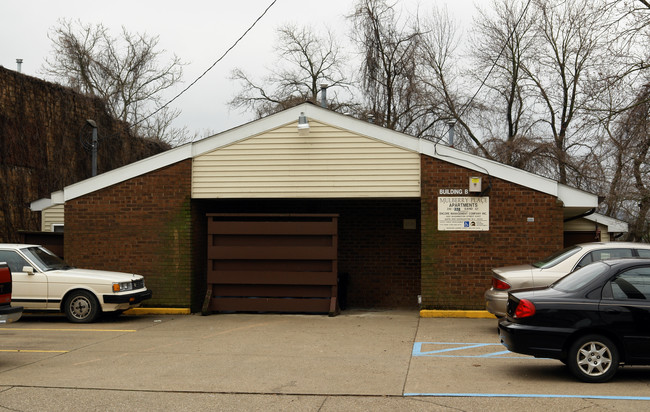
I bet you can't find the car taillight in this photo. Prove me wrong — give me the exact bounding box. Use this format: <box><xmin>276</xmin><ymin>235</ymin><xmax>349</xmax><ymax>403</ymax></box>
<box><xmin>514</xmin><ymin>299</ymin><xmax>536</xmax><ymax>318</ymax></box>
<box><xmin>492</xmin><ymin>277</ymin><xmax>510</xmax><ymax>290</ymax></box>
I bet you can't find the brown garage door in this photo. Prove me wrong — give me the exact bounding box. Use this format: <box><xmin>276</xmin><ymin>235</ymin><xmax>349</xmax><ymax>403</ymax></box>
<box><xmin>205</xmin><ymin>213</ymin><xmax>339</xmax><ymax>315</ymax></box>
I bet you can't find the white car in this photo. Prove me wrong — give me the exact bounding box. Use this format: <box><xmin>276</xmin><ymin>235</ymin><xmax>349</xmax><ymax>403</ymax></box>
<box><xmin>0</xmin><ymin>244</ymin><xmax>152</xmax><ymax>323</ymax></box>
<box><xmin>485</xmin><ymin>242</ymin><xmax>650</xmax><ymax>317</ymax></box>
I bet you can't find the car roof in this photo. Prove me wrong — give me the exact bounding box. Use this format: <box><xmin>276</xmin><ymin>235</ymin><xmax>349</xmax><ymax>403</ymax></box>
<box><xmin>574</xmin><ymin>242</ymin><xmax>650</xmax><ymax>250</ymax></box>
<box><xmin>0</xmin><ymin>244</ymin><xmax>40</xmax><ymax>249</ymax></box>
<box><xmin>596</xmin><ymin>257</ymin><xmax>650</xmax><ymax>268</ymax></box>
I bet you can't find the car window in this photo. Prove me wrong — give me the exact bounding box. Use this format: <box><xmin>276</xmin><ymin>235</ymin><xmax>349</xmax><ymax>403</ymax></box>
<box><xmin>552</xmin><ymin>262</ymin><xmax>609</xmax><ymax>292</ymax></box>
<box><xmin>576</xmin><ymin>248</ymin><xmax>634</xmax><ymax>269</ymax></box>
<box><xmin>609</xmin><ymin>267</ymin><xmax>650</xmax><ymax>300</ymax></box>
<box><xmin>636</xmin><ymin>249</ymin><xmax>650</xmax><ymax>258</ymax></box>
<box><xmin>533</xmin><ymin>246</ymin><xmax>582</xmax><ymax>269</ymax></box>
<box><xmin>20</xmin><ymin>246</ymin><xmax>71</xmax><ymax>271</ymax></box>
<box><xmin>0</xmin><ymin>250</ymin><xmax>30</xmax><ymax>273</ymax></box>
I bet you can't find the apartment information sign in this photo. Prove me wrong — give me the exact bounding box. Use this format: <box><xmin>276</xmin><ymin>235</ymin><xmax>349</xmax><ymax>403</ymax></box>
<box><xmin>438</xmin><ymin>196</ymin><xmax>489</xmax><ymax>231</ymax></box>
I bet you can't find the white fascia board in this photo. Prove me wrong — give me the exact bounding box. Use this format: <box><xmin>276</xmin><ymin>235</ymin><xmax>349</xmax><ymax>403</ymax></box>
<box><xmin>557</xmin><ymin>184</ymin><xmax>599</xmax><ymax>208</ymax></box>
<box><xmin>419</xmin><ymin>140</ymin><xmax>598</xmax><ymax>208</ymax></box>
<box><xmin>585</xmin><ymin>213</ymin><xmax>628</xmax><ymax>233</ymax></box>
<box><xmin>63</xmin><ymin>144</ymin><xmax>193</xmax><ymax>202</ymax></box>
<box><xmin>420</xmin><ymin>140</ymin><xmax>556</xmax><ymax>193</ymax></box>
<box><xmin>30</xmin><ymin>197</ymin><xmax>53</xmax><ymax>211</ymax></box>
<box><xmin>30</xmin><ymin>190</ymin><xmax>65</xmax><ymax>210</ymax></box>
<box><xmin>51</xmin><ymin>190</ymin><xmax>65</xmax><ymax>204</ymax></box>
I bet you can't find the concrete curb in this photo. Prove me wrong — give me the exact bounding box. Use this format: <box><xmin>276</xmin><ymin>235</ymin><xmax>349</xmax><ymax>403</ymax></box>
<box><xmin>420</xmin><ymin>310</ymin><xmax>496</xmax><ymax>319</ymax></box>
<box><xmin>124</xmin><ymin>308</ymin><xmax>191</xmax><ymax>315</ymax></box>
<box><xmin>123</xmin><ymin>308</ymin><xmax>497</xmax><ymax>319</ymax></box>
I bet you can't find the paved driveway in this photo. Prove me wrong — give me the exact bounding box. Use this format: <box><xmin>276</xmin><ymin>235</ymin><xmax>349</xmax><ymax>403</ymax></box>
<box><xmin>1</xmin><ymin>310</ymin><xmax>649</xmax><ymax>411</ymax></box>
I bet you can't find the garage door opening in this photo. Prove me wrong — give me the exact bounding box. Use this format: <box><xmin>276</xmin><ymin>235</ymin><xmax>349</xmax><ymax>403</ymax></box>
<box><xmin>204</xmin><ymin>213</ymin><xmax>339</xmax><ymax>316</ymax></box>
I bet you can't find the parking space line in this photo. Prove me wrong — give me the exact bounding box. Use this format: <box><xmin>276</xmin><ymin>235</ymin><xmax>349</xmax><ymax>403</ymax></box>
<box><xmin>0</xmin><ymin>328</ymin><xmax>136</xmax><ymax>332</ymax></box>
<box><xmin>404</xmin><ymin>393</ymin><xmax>650</xmax><ymax>401</ymax></box>
<box><xmin>0</xmin><ymin>349</ymin><xmax>68</xmax><ymax>353</ymax></box>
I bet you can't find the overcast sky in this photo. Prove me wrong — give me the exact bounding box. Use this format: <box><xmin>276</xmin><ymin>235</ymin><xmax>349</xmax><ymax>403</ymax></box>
<box><xmin>1</xmin><ymin>0</ymin><xmax>477</xmax><ymax>139</ymax></box>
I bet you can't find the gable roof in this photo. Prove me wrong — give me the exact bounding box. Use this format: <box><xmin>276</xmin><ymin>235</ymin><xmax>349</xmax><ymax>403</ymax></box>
<box><xmin>584</xmin><ymin>213</ymin><xmax>629</xmax><ymax>234</ymax></box>
<box><xmin>31</xmin><ymin>103</ymin><xmax>598</xmax><ymax>213</ymax></box>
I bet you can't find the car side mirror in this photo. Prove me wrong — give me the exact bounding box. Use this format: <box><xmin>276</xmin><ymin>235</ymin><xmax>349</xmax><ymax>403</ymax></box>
<box><xmin>22</xmin><ymin>266</ymin><xmax>35</xmax><ymax>275</ymax></box>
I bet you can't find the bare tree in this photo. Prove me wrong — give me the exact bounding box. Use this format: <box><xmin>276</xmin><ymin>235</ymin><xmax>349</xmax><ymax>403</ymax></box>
<box><xmin>519</xmin><ymin>0</ymin><xmax>616</xmax><ymax>184</ymax></box>
<box><xmin>349</xmin><ymin>0</ymin><xmax>427</xmax><ymax>134</ymax></box>
<box><xmin>42</xmin><ymin>19</ymin><xmax>187</xmax><ymax>145</ymax></box>
<box><xmin>229</xmin><ymin>24</ymin><xmax>352</xmax><ymax>118</ymax></box>
<box><xmin>467</xmin><ymin>0</ymin><xmax>542</xmax><ymax>166</ymax></box>
<box><xmin>417</xmin><ymin>6</ymin><xmax>473</xmax><ymax>146</ymax></box>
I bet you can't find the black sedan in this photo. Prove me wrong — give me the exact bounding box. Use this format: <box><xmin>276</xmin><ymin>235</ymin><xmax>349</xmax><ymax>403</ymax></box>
<box><xmin>498</xmin><ymin>258</ymin><xmax>650</xmax><ymax>382</ymax></box>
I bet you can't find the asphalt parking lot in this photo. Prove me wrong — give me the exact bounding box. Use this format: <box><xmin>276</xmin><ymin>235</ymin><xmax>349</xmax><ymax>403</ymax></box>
<box><xmin>1</xmin><ymin>309</ymin><xmax>649</xmax><ymax>411</ymax></box>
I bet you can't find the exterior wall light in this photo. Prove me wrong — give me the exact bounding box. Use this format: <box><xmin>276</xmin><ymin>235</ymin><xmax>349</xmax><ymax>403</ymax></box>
<box><xmin>298</xmin><ymin>112</ymin><xmax>310</xmax><ymax>136</ymax></box>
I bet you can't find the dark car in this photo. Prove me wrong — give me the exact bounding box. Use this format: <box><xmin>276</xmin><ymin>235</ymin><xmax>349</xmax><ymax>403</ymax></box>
<box><xmin>0</xmin><ymin>262</ymin><xmax>23</xmax><ymax>324</ymax></box>
<box><xmin>498</xmin><ymin>258</ymin><xmax>650</xmax><ymax>382</ymax></box>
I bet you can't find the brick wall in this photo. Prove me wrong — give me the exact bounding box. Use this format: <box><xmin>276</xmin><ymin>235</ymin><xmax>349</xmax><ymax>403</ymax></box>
<box><xmin>336</xmin><ymin>200</ymin><xmax>421</xmax><ymax>308</ymax></box>
<box><xmin>65</xmin><ymin>160</ymin><xmax>193</xmax><ymax>308</ymax></box>
<box><xmin>420</xmin><ymin>155</ymin><xmax>564</xmax><ymax>309</ymax></box>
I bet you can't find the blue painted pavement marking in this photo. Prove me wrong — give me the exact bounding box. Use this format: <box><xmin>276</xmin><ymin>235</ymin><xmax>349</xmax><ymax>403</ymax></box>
<box><xmin>404</xmin><ymin>393</ymin><xmax>650</xmax><ymax>401</ymax></box>
<box><xmin>412</xmin><ymin>342</ymin><xmax>529</xmax><ymax>359</ymax></box>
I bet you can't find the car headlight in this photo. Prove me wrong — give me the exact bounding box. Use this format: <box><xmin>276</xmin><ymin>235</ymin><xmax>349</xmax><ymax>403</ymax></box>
<box><xmin>112</xmin><ymin>282</ymin><xmax>134</xmax><ymax>292</ymax></box>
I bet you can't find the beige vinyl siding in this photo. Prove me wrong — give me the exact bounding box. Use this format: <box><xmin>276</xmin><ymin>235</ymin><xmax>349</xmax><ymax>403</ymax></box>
<box><xmin>192</xmin><ymin>120</ymin><xmax>421</xmax><ymax>198</ymax></box>
<box><xmin>41</xmin><ymin>204</ymin><xmax>65</xmax><ymax>232</ymax></box>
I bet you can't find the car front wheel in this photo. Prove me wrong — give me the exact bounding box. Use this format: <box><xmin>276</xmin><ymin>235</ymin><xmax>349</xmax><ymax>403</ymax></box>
<box><xmin>64</xmin><ymin>290</ymin><xmax>100</xmax><ymax>323</ymax></box>
<box><xmin>568</xmin><ymin>334</ymin><xmax>619</xmax><ymax>383</ymax></box>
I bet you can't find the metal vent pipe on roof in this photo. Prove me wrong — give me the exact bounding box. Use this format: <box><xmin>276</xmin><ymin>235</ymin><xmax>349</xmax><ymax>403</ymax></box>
<box><xmin>447</xmin><ymin>121</ymin><xmax>456</xmax><ymax>147</ymax></box>
<box><xmin>16</xmin><ymin>59</ymin><xmax>23</xmax><ymax>73</ymax></box>
<box><xmin>320</xmin><ymin>84</ymin><xmax>328</xmax><ymax>108</ymax></box>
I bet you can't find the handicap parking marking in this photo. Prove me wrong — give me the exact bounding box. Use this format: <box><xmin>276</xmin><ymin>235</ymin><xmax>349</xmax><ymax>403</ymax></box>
<box><xmin>413</xmin><ymin>342</ymin><xmax>527</xmax><ymax>359</ymax></box>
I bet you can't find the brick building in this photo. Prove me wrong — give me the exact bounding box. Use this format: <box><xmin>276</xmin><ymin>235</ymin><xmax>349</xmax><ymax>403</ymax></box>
<box><xmin>32</xmin><ymin>103</ymin><xmax>600</xmax><ymax>312</ymax></box>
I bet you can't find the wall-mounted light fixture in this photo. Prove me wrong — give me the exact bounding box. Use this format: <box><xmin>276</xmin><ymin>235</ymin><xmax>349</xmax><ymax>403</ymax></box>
<box><xmin>298</xmin><ymin>112</ymin><xmax>310</xmax><ymax>136</ymax></box>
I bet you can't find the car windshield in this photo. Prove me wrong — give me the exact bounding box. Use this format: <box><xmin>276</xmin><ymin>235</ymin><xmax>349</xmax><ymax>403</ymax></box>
<box><xmin>533</xmin><ymin>246</ymin><xmax>583</xmax><ymax>269</ymax></box>
<box><xmin>20</xmin><ymin>246</ymin><xmax>73</xmax><ymax>272</ymax></box>
<box><xmin>552</xmin><ymin>261</ymin><xmax>609</xmax><ymax>292</ymax></box>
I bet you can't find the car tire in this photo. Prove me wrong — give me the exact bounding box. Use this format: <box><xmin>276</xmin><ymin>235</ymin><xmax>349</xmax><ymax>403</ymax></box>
<box><xmin>567</xmin><ymin>334</ymin><xmax>619</xmax><ymax>383</ymax></box>
<box><xmin>64</xmin><ymin>290</ymin><xmax>100</xmax><ymax>323</ymax></box>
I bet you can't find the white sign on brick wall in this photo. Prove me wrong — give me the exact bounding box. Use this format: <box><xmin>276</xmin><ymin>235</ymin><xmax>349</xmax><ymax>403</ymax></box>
<box><xmin>438</xmin><ymin>196</ymin><xmax>489</xmax><ymax>231</ymax></box>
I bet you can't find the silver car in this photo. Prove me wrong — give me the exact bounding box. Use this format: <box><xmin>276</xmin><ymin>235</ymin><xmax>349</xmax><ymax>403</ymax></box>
<box><xmin>485</xmin><ymin>242</ymin><xmax>650</xmax><ymax>317</ymax></box>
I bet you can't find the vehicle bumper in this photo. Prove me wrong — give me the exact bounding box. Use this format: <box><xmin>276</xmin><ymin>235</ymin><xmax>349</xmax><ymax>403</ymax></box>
<box><xmin>103</xmin><ymin>289</ymin><xmax>152</xmax><ymax>305</ymax></box>
<box><xmin>484</xmin><ymin>289</ymin><xmax>507</xmax><ymax>317</ymax></box>
<box><xmin>0</xmin><ymin>305</ymin><xmax>23</xmax><ymax>324</ymax></box>
<box><xmin>498</xmin><ymin>319</ymin><xmax>571</xmax><ymax>360</ymax></box>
